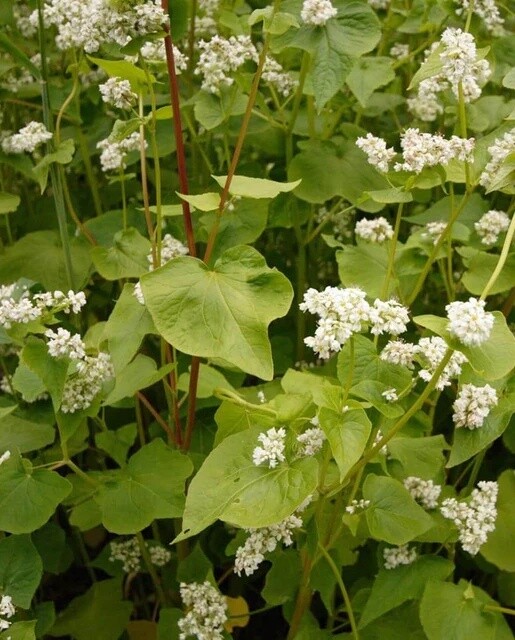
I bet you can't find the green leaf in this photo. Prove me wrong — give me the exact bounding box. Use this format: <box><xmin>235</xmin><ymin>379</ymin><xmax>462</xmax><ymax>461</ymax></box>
<box><xmin>103</xmin><ymin>284</ymin><xmax>156</xmax><ymax>373</ymax></box>
<box><xmin>194</xmin><ymin>86</ymin><xmax>247</xmax><ymax>130</ymax></box>
<box><xmin>0</xmin><ymin>412</ymin><xmax>54</xmax><ymax>454</ymax></box>
<box><xmin>359</xmin><ymin>556</ymin><xmax>454</xmax><ymax>628</ymax></box>
<box><xmin>20</xmin><ymin>336</ymin><xmax>68</xmax><ymax>411</ymax></box>
<box><xmin>32</xmin><ymin>522</ymin><xmax>73</xmax><ymax>575</ymax></box>
<box><xmin>91</xmin><ymin>228</ymin><xmax>151</xmax><ymax>280</ymax></box>
<box><xmin>346</xmin><ymin>57</ymin><xmax>395</xmax><ymax>107</ymax></box>
<box><xmin>0</xmin><ymin>231</ymin><xmax>91</xmax><ymax>292</ymax></box>
<box><xmin>177</xmin><ymin>191</ymin><xmax>220</xmax><ymax>211</ymax></box>
<box><xmin>0</xmin><ymin>191</ymin><xmax>20</xmax><ymax>214</ymax></box>
<box><xmin>262</xmin><ymin>550</ymin><xmax>302</xmax><ymax>605</ymax></box>
<box><xmin>420</xmin><ymin>580</ymin><xmax>513</xmax><ymax>640</ymax></box>
<box><xmin>460</xmin><ymin>249</ymin><xmax>515</xmax><ymax>296</ymax></box>
<box><xmin>141</xmin><ymin>246</ymin><xmax>293</xmax><ymax>380</ymax></box>
<box><xmin>349</xmin><ymin>380</ymin><xmax>404</xmax><ymax>418</ymax></box>
<box><xmin>214</xmin><ymin>399</ymin><xmax>276</xmax><ymax>446</ymax></box>
<box><xmin>414</xmin><ymin>312</ymin><xmax>515</xmax><ymax>380</ymax></box>
<box><xmin>0</xmin><ymin>33</ymin><xmax>40</xmax><ymax>78</ymax></box>
<box><xmin>8</xmin><ymin>621</ymin><xmax>37</xmax><ymax>640</ymax></box>
<box><xmin>176</xmin><ymin>543</ymin><xmax>212</xmax><ymax>583</ymax></box>
<box><xmin>365</xmin><ymin>187</ymin><xmax>413</xmax><ymax>203</ymax></box>
<box><xmin>175</xmin><ymin>427</ymin><xmax>318</xmax><ymax>541</ymax></box>
<box><xmin>363</xmin><ymin>474</ymin><xmax>434</xmax><ymax>544</ymax></box>
<box><xmin>95</xmin><ymin>439</ymin><xmax>193</xmax><ymax>534</ymax></box>
<box><xmin>0</xmin><ymin>534</ymin><xmax>42</xmax><ymax>608</ymax></box>
<box><xmin>311</xmin><ymin>23</ymin><xmax>354</xmax><ymax>109</ymax></box>
<box><xmin>95</xmin><ymin>424</ymin><xmax>137</xmax><ymax>467</ymax></box>
<box><xmin>387</xmin><ymin>435</ymin><xmax>447</xmax><ymax>479</ymax></box>
<box><xmin>447</xmin><ymin>394</ymin><xmax>515</xmax><ymax>468</ymax></box>
<box><xmin>0</xmin><ymin>452</ymin><xmax>71</xmax><ymax>534</ymax></box>
<box><xmin>87</xmin><ymin>56</ymin><xmax>153</xmax><ymax>90</ymax></box>
<box><xmin>333</xmin><ymin>1</ymin><xmax>381</xmax><ymax>55</ymax></box>
<box><xmin>33</xmin><ymin>139</ymin><xmax>75</xmax><ymax>193</ymax></box>
<box><xmin>211</xmin><ymin>175</ymin><xmax>300</xmax><ymax>199</ymax></box>
<box><xmin>51</xmin><ymin>579</ymin><xmax>133</xmax><ymax>640</ymax></box>
<box><xmin>318</xmin><ymin>405</ymin><xmax>371</xmax><ymax>481</ymax></box>
<box><xmin>481</xmin><ymin>470</ymin><xmax>515</xmax><ymax>571</ymax></box>
<box><xmin>11</xmin><ymin>362</ymin><xmax>47</xmax><ymax>403</ymax></box>
<box><xmin>157</xmin><ymin>609</ymin><xmax>182</xmax><ymax>640</ymax></box>
<box><xmin>408</xmin><ymin>43</ymin><xmax>443</xmax><ymax>89</ymax></box>
<box><xmin>336</xmin><ymin>244</ymin><xmax>390</xmax><ymax>297</ymax></box>
<box><xmin>178</xmin><ymin>363</ymin><xmax>235</xmax><ymax>399</ymax></box>
<box><xmin>502</xmin><ymin>68</ymin><xmax>515</xmax><ymax>89</ymax></box>
<box><xmin>104</xmin><ymin>354</ymin><xmax>174</xmax><ymax>405</ymax></box>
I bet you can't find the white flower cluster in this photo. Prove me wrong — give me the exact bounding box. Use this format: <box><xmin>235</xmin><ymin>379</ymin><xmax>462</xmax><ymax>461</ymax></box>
<box><xmin>381</xmin><ymin>388</ymin><xmax>398</xmax><ymax>402</ymax></box>
<box><xmin>252</xmin><ymin>427</ymin><xmax>286</xmax><ymax>468</ymax></box>
<box><xmin>0</xmin><ymin>451</ymin><xmax>11</xmax><ymax>466</ymax></box>
<box><xmin>296</xmin><ymin>426</ymin><xmax>325</xmax><ymax>456</ymax></box>
<box><xmin>1</xmin><ymin>121</ymin><xmax>52</xmax><ymax>154</ymax></box>
<box><xmin>33</xmin><ymin>290</ymin><xmax>86</xmax><ymax>314</ymax></box>
<box><xmin>356</xmin><ymin>133</ymin><xmax>396</xmax><ymax>173</ymax></box>
<box><xmin>346</xmin><ymin>498</ymin><xmax>370</xmax><ymax>514</ymax></box>
<box><xmin>383</xmin><ymin>545</ymin><xmax>417</xmax><ymax>569</ymax></box>
<box><xmin>440</xmin><ymin>481</ymin><xmax>498</xmax><ymax>555</ymax></box>
<box><xmin>403</xmin><ymin>477</ymin><xmax>441</xmax><ymax>509</ymax></box>
<box><xmin>453</xmin><ymin>384</ymin><xmax>498</xmax><ymax>429</ymax></box>
<box><xmin>14</xmin><ymin>3</ymin><xmax>38</xmax><ymax>38</ymax></box>
<box><xmin>300</xmin><ymin>0</ymin><xmax>338</xmax><ymax>25</ymax></box>
<box><xmin>479</xmin><ymin>129</ymin><xmax>515</xmax><ymax>190</ymax></box>
<box><xmin>355</xmin><ymin>217</ymin><xmax>394</xmax><ymax>243</ymax></box>
<box><xmin>417</xmin><ymin>337</ymin><xmax>468</xmax><ymax>390</ymax></box>
<box><xmin>134</xmin><ymin>234</ymin><xmax>188</xmax><ymax>305</ymax></box>
<box><xmin>195</xmin><ymin>0</ymin><xmax>220</xmax><ymax>35</ymax></box>
<box><xmin>390</xmin><ymin>43</ymin><xmax>409</xmax><ymax>60</ymax></box>
<box><xmin>195</xmin><ymin>35</ymin><xmax>257</xmax><ymax>94</ymax></box>
<box><xmin>97</xmin><ymin>131</ymin><xmax>141</xmax><ymax>172</ymax></box>
<box><xmin>45</xmin><ymin>328</ymin><xmax>86</xmax><ymax>360</ymax></box>
<box><xmin>394</xmin><ymin>128</ymin><xmax>475</xmax><ymax>174</ymax></box>
<box><xmin>446</xmin><ymin>297</ymin><xmax>494</xmax><ymax>346</ymax></box>
<box><xmin>234</xmin><ymin>499</ymin><xmax>311</xmax><ymax>576</ymax></box>
<box><xmin>421</xmin><ymin>220</ymin><xmax>447</xmax><ymax>245</ymax></box>
<box><xmin>454</xmin><ymin>0</ymin><xmax>504</xmax><ymax>36</ymax></box>
<box><xmin>109</xmin><ymin>537</ymin><xmax>172</xmax><ymax>573</ymax></box>
<box><xmin>31</xmin><ymin>0</ymin><xmax>166</xmax><ymax>53</ymax></box>
<box><xmin>140</xmin><ymin>42</ymin><xmax>188</xmax><ymax>73</ymax></box>
<box><xmin>60</xmin><ymin>352</ymin><xmax>114</xmax><ymax>413</ymax></box>
<box><xmin>262</xmin><ymin>57</ymin><xmax>298</xmax><ymax>97</ymax></box>
<box><xmin>0</xmin><ymin>286</ymin><xmax>85</xmax><ymax>330</ymax></box>
<box><xmin>474</xmin><ymin>210</ymin><xmax>510</xmax><ymax>245</ymax></box>
<box><xmin>178</xmin><ymin>581</ymin><xmax>228</xmax><ymax>640</ymax></box>
<box><xmin>300</xmin><ymin>287</ymin><xmax>409</xmax><ymax>359</ymax></box>
<box><xmin>368</xmin><ymin>0</ymin><xmax>390</xmax><ymax>9</ymax></box>
<box><xmin>408</xmin><ymin>29</ymin><xmax>490</xmax><ymax>121</ymax></box>
<box><xmin>380</xmin><ymin>340</ymin><xmax>419</xmax><ymax>368</ymax></box>
<box><xmin>373</xmin><ymin>429</ymin><xmax>388</xmax><ymax>455</ymax></box>
<box><xmin>0</xmin><ymin>594</ymin><xmax>15</xmax><ymax>632</ymax></box>
<box><xmin>99</xmin><ymin>77</ymin><xmax>137</xmax><ymax>110</ymax></box>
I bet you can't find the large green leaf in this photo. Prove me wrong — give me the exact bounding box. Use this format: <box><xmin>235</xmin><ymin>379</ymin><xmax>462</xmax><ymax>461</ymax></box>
<box><xmin>414</xmin><ymin>312</ymin><xmax>515</xmax><ymax>380</ymax></box>
<box><xmin>20</xmin><ymin>336</ymin><xmax>68</xmax><ymax>411</ymax></box>
<box><xmin>363</xmin><ymin>474</ymin><xmax>434</xmax><ymax>544</ymax></box>
<box><xmin>0</xmin><ymin>535</ymin><xmax>42</xmax><ymax>608</ymax></box>
<box><xmin>103</xmin><ymin>284</ymin><xmax>156</xmax><ymax>373</ymax></box>
<box><xmin>175</xmin><ymin>427</ymin><xmax>318</xmax><ymax>541</ymax></box>
<box><xmin>336</xmin><ymin>244</ymin><xmax>390</xmax><ymax>298</ymax></box>
<box><xmin>8</xmin><ymin>621</ymin><xmax>37</xmax><ymax>640</ymax></box>
<box><xmin>420</xmin><ymin>580</ymin><xmax>512</xmax><ymax>640</ymax></box>
<box><xmin>95</xmin><ymin>439</ymin><xmax>193</xmax><ymax>534</ymax></box>
<box><xmin>387</xmin><ymin>435</ymin><xmax>447</xmax><ymax>479</ymax></box>
<box><xmin>333</xmin><ymin>0</ymin><xmax>381</xmax><ymax>55</ymax></box>
<box><xmin>460</xmin><ymin>249</ymin><xmax>515</xmax><ymax>296</ymax></box>
<box><xmin>481</xmin><ymin>470</ymin><xmax>515</xmax><ymax>571</ymax></box>
<box><xmin>211</xmin><ymin>175</ymin><xmax>300</xmax><ymax>198</ymax></box>
<box><xmin>0</xmin><ymin>191</ymin><xmax>20</xmax><ymax>214</ymax></box>
<box><xmin>0</xmin><ymin>231</ymin><xmax>91</xmax><ymax>291</ymax></box>
<box><xmin>359</xmin><ymin>556</ymin><xmax>453</xmax><ymax>629</ymax></box>
<box><xmin>0</xmin><ymin>452</ymin><xmax>71</xmax><ymax>534</ymax></box>
<box><xmin>51</xmin><ymin>579</ymin><xmax>132</xmax><ymax>640</ymax></box>
<box><xmin>447</xmin><ymin>393</ymin><xmax>515</xmax><ymax>468</ymax></box>
<box><xmin>346</xmin><ymin>56</ymin><xmax>395</xmax><ymax>107</ymax></box>
<box><xmin>311</xmin><ymin>22</ymin><xmax>354</xmax><ymax>109</ymax></box>
<box><xmin>95</xmin><ymin>423</ymin><xmax>137</xmax><ymax>467</ymax></box>
<box><xmin>318</xmin><ymin>405</ymin><xmax>371</xmax><ymax>481</ymax></box>
<box><xmin>214</xmin><ymin>399</ymin><xmax>276</xmax><ymax>446</ymax></box>
<box><xmin>0</xmin><ymin>411</ymin><xmax>54</xmax><ymax>454</ymax></box>
<box><xmin>141</xmin><ymin>246</ymin><xmax>293</xmax><ymax>380</ymax></box>
<box><xmin>91</xmin><ymin>228</ymin><xmax>151</xmax><ymax>280</ymax></box>
<box><xmin>194</xmin><ymin>86</ymin><xmax>247</xmax><ymax>130</ymax></box>
<box><xmin>103</xmin><ymin>354</ymin><xmax>174</xmax><ymax>405</ymax></box>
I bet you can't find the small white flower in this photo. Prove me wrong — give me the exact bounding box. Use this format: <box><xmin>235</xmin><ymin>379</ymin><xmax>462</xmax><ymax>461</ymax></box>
<box><xmin>394</xmin><ymin>128</ymin><xmax>475</xmax><ymax>174</ymax></box>
<box><xmin>454</xmin><ymin>0</ymin><xmax>504</xmax><ymax>35</ymax></box>
<box><xmin>252</xmin><ymin>427</ymin><xmax>286</xmax><ymax>468</ymax></box>
<box><xmin>355</xmin><ymin>217</ymin><xmax>394</xmax><ymax>243</ymax></box>
<box><xmin>440</xmin><ymin>481</ymin><xmax>498</xmax><ymax>555</ymax></box>
<box><xmin>109</xmin><ymin>538</ymin><xmax>141</xmax><ymax>573</ymax></box>
<box><xmin>45</xmin><ymin>328</ymin><xmax>86</xmax><ymax>360</ymax></box>
<box><xmin>149</xmin><ymin>545</ymin><xmax>172</xmax><ymax>567</ymax></box>
<box><xmin>262</xmin><ymin>57</ymin><xmax>298</xmax><ymax>97</ymax></box>
<box><xmin>356</xmin><ymin>133</ymin><xmax>395</xmax><ymax>173</ymax></box>
<box><xmin>178</xmin><ymin>581</ymin><xmax>228</xmax><ymax>640</ymax></box>
<box><xmin>60</xmin><ymin>352</ymin><xmax>114</xmax><ymax>413</ymax></box>
<box><xmin>453</xmin><ymin>384</ymin><xmax>498</xmax><ymax>429</ymax></box>
<box><xmin>257</xmin><ymin>390</ymin><xmax>266</xmax><ymax>404</ymax></box>
<box><xmin>1</xmin><ymin>121</ymin><xmax>52</xmax><ymax>154</ymax></box>
<box><xmin>403</xmin><ymin>477</ymin><xmax>441</xmax><ymax>509</ymax></box>
<box><xmin>474</xmin><ymin>210</ymin><xmax>510</xmax><ymax>245</ymax></box>
<box><xmin>195</xmin><ymin>35</ymin><xmax>258</xmax><ymax>94</ymax></box>
<box><xmin>383</xmin><ymin>544</ymin><xmax>417</xmax><ymax>569</ymax></box>
<box><xmin>417</xmin><ymin>336</ymin><xmax>468</xmax><ymax>390</ymax></box>
<box><xmin>97</xmin><ymin>131</ymin><xmax>141</xmax><ymax>172</ymax></box>
<box><xmin>390</xmin><ymin>43</ymin><xmax>409</xmax><ymax>60</ymax></box>
<box><xmin>346</xmin><ymin>499</ymin><xmax>370</xmax><ymax>514</ymax></box>
<box><xmin>369</xmin><ymin>299</ymin><xmax>410</xmax><ymax>336</ymax></box>
<box><xmin>382</xmin><ymin>388</ymin><xmax>398</xmax><ymax>403</ymax></box>
<box><xmin>381</xmin><ymin>340</ymin><xmax>419</xmax><ymax>368</ymax></box>
<box><xmin>300</xmin><ymin>0</ymin><xmax>338</xmax><ymax>25</ymax></box>
<box><xmin>480</xmin><ymin>129</ymin><xmax>515</xmax><ymax>189</ymax></box>
<box><xmin>99</xmin><ymin>77</ymin><xmax>137</xmax><ymax>109</ymax></box>
<box><xmin>296</xmin><ymin>427</ymin><xmax>325</xmax><ymax>456</ymax></box>
<box><xmin>446</xmin><ymin>297</ymin><xmax>495</xmax><ymax>346</ymax></box>
<box><xmin>0</xmin><ymin>593</ymin><xmax>15</xmax><ymax>632</ymax></box>
<box><xmin>0</xmin><ymin>451</ymin><xmax>11</xmax><ymax>466</ymax></box>
<box><xmin>421</xmin><ymin>220</ymin><xmax>447</xmax><ymax>245</ymax></box>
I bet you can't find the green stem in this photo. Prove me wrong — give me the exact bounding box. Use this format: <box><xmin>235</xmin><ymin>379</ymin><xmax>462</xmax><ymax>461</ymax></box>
<box><xmin>286</xmin><ymin>51</ymin><xmax>310</xmax><ymax>164</ymax></box>
<box><xmin>135</xmin><ymin>532</ymin><xmax>169</xmax><ymax>605</ymax></box>
<box><xmin>66</xmin><ymin>460</ymin><xmax>99</xmax><ymax>487</ymax></box>
<box><xmin>480</xmin><ymin>204</ymin><xmax>515</xmax><ymax>300</ymax></box>
<box><xmin>465</xmin><ymin>450</ymin><xmax>486</xmax><ymax>494</ymax></box>
<box><xmin>119</xmin><ymin>167</ymin><xmax>127</xmax><ymax>231</ymax></box>
<box><xmin>317</xmin><ymin>543</ymin><xmax>359</xmax><ymax>640</ymax></box>
<box><xmin>138</xmin><ymin>93</ymin><xmax>157</xmax><ymax>266</ymax></box>
<box><xmin>76</xmin><ymin>124</ymin><xmax>103</xmax><ymax>217</ymax></box>
<box><xmin>287</xmin><ymin>551</ymin><xmax>314</xmax><ymax>640</ymax></box>
<box><xmin>457</xmin><ymin>82</ymin><xmax>471</xmax><ymax>191</ymax></box>
<box><xmin>380</xmin><ymin>202</ymin><xmax>403</xmax><ymax>299</ymax></box>
<box><xmin>295</xmin><ymin>222</ymin><xmax>307</xmax><ymax>362</ymax></box>
<box><xmin>36</xmin><ymin>0</ymin><xmax>74</xmax><ymax>290</ymax></box>
<box><xmin>484</xmin><ymin>605</ymin><xmax>515</xmax><ymax>617</ymax></box>
<box><xmin>342</xmin><ymin>337</ymin><xmax>355</xmax><ymax>402</ymax></box>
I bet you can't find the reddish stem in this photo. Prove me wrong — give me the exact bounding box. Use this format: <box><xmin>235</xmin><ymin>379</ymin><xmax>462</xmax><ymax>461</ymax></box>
<box><xmin>137</xmin><ymin>392</ymin><xmax>175</xmax><ymax>443</ymax></box>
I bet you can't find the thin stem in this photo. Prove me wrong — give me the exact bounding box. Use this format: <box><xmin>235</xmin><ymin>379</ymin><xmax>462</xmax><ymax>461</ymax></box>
<box><xmin>75</xmin><ymin>121</ymin><xmax>103</xmax><ymax>217</ymax></box>
<box><xmin>287</xmin><ymin>551</ymin><xmax>314</xmax><ymax>640</ymax></box>
<box><xmin>317</xmin><ymin>543</ymin><xmax>359</xmax><ymax>640</ymax></box>
<box><xmin>484</xmin><ymin>605</ymin><xmax>515</xmax><ymax>617</ymax></box>
<box><xmin>342</xmin><ymin>337</ymin><xmax>355</xmax><ymax>401</ymax></box>
<box><xmin>457</xmin><ymin>82</ymin><xmax>471</xmax><ymax>190</ymax></box>
<box><xmin>137</xmin><ymin>391</ymin><xmax>175</xmax><ymax>443</ymax></box>
<box><xmin>295</xmin><ymin>221</ymin><xmax>307</xmax><ymax>362</ymax></box>
<box><xmin>119</xmin><ymin>167</ymin><xmax>127</xmax><ymax>231</ymax></box>
<box><xmin>66</xmin><ymin>460</ymin><xmax>99</xmax><ymax>487</ymax></box>
<box><xmin>138</xmin><ymin>93</ymin><xmax>157</xmax><ymax>266</ymax></box>
<box><xmin>135</xmin><ymin>532</ymin><xmax>169</xmax><ymax>606</ymax></box>
<box><xmin>286</xmin><ymin>51</ymin><xmax>310</xmax><ymax>164</ymax></box>
<box><xmin>184</xmin><ymin>357</ymin><xmax>200</xmax><ymax>450</ymax></box>
<box><xmin>380</xmin><ymin>202</ymin><xmax>403</xmax><ymax>299</ymax></box>
<box><xmin>480</xmin><ymin>205</ymin><xmax>515</xmax><ymax>300</ymax></box>
<box><xmin>164</xmin><ymin>343</ymin><xmax>183</xmax><ymax>447</ymax></box>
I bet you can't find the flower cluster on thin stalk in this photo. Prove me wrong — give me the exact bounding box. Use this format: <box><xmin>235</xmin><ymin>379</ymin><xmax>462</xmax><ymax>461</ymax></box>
<box><xmin>109</xmin><ymin>537</ymin><xmax>171</xmax><ymax>573</ymax></box>
<box><xmin>446</xmin><ymin>297</ymin><xmax>495</xmax><ymax>346</ymax></box>
<box><xmin>134</xmin><ymin>234</ymin><xmax>189</xmax><ymax>305</ymax></box>
<box><xmin>346</xmin><ymin>498</ymin><xmax>370</xmax><ymax>515</ymax></box>
<box><xmin>383</xmin><ymin>544</ymin><xmax>417</xmax><ymax>569</ymax></box>
<box><xmin>194</xmin><ymin>0</ymin><xmax>220</xmax><ymax>36</ymax></box>
<box><xmin>178</xmin><ymin>581</ymin><xmax>228</xmax><ymax>640</ymax></box>
<box><xmin>99</xmin><ymin>77</ymin><xmax>137</xmax><ymax>110</ymax></box>
<box><xmin>195</xmin><ymin>35</ymin><xmax>258</xmax><ymax>94</ymax></box>
<box><xmin>454</xmin><ymin>0</ymin><xmax>504</xmax><ymax>36</ymax></box>
<box><xmin>0</xmin><ymin>595</ymin><xmax>15</xmax><ymax>633</ymax></box>
<box><xmin>97</xmin><ymin>131</ymin><xmax>142</xmax><ymax>173</ymax></box>
<box><xmin>300</xmin><ymin>0</ymin><xmax>338</xmax><ymax>26</ymax></box>
<box><xmin>252</xmin><ymin>427</ymin><xmax>286</xmax><ymax>468</ymax></box>
<box><xmin>453</xmin><ymin>384</ymin><xmax>498</xmax><ymax>429</ymax></box>
<box><xmin>355</xmin><ymin>217</ymin><xmax>394</xmax><ymax>243</ymax></box>
<box><xmin>440</xmin><ymin>481</ymin><xmax>498</xmax><ymax>555</ymax></box>
<box><xmin>479</xmin><ymin>129</ymin><xmax>515</xmax><ymax>190</ymax></box>
<box><xmin>296</xmin><ymin>419</ymin><xmax>326</xmax><ymax>456</ymax></box>
<box><xmin>1</xmin><ymin>121</ymin><xmax>52</xmax><ymax>155</ymax></box>
<box><xmin>474</xmin><ymin>210</ymin><xmax>510</xmax><ymax>245</ymax></box>
<box><xmin>421</xmin><ymin>220</ymin><xmax>447</xmax><ymax>245</ymax></box>
<box><xmin>403</xmin><ymin>477</ymin><xmax>442</xmax><ymax>509</ymax></box>
<box><xmin>234</xmin><ymin>498</ymin><xmax>312</xmax><ymax>576</ymax></box>
<box><xmin>390</xmin><ymin>43</ymin><xmax>409</xmax><ymax>60</ymax></box>
<box><xmin>408</xmin><ymin>29</ymin><xmax>491</xmax><ymax>121</ymax></box>
<box><xmin>300</xmin><ymin>286</ymin><xmax>410</xmax><ymax>359</ymax></box>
